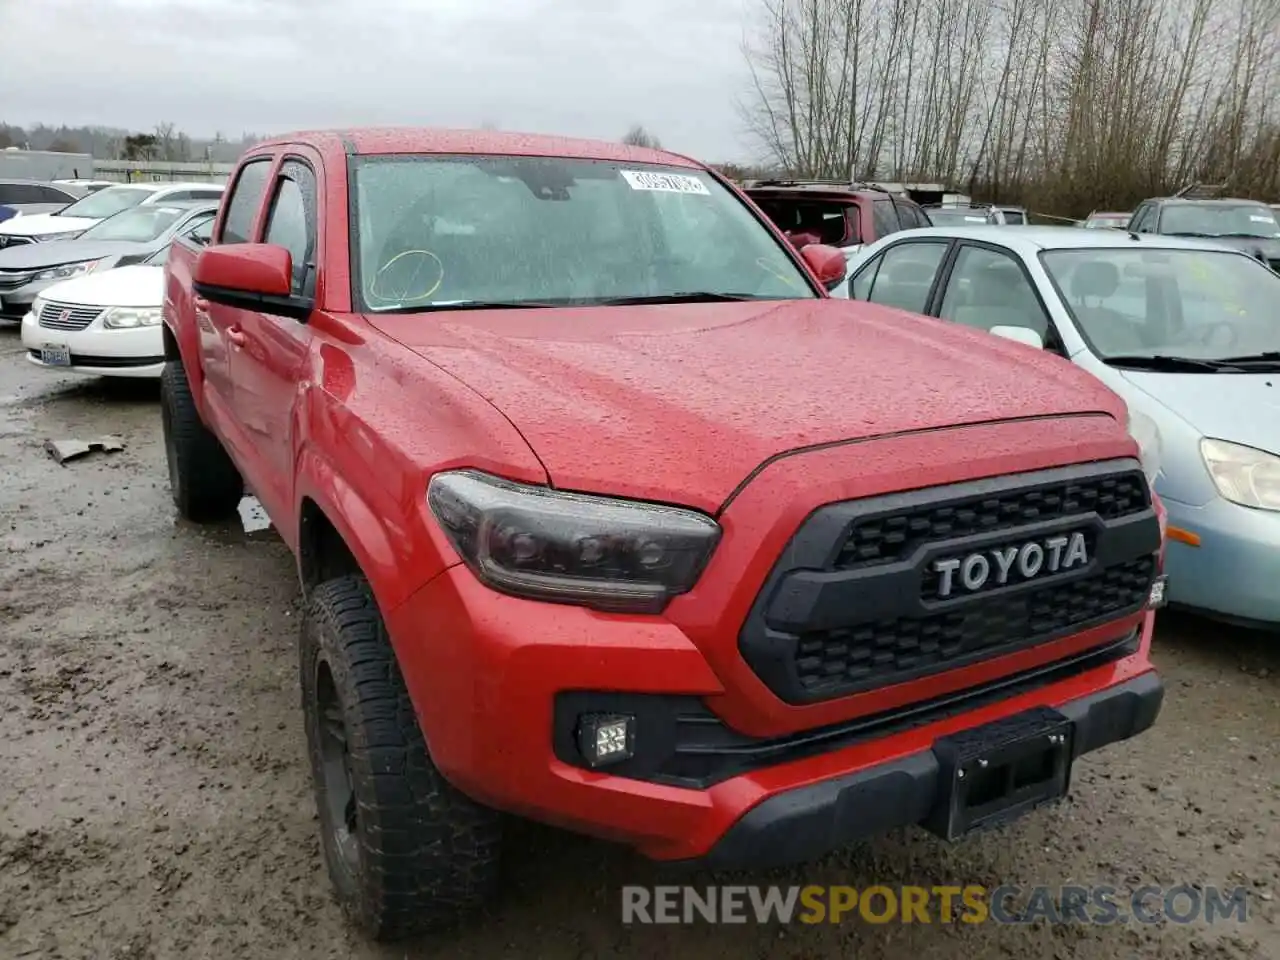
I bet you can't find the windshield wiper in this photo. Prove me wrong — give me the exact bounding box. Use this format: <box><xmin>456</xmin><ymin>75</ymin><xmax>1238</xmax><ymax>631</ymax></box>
<box><xmin>1205</xmin><ymin>232</ymin><xmax>1274</xmax><ymax>239</ymax></box>
<box><xmin>1211</xmin><ymin>350</ymin><xmax>1280</xmax><ymax>368</ymax></box>
<box><xmin>1104</xmin><ymin>354</ymin><xmax>1246</xmax><ymax>372</ymax></box>
<box><xmin>372</xmin><ymin>300</ymin><xmax>562</xmax><ymax>314</ymax></box>
<box><xmin>597</xmin><ymin>292</ymin><xmax>778</xmax><ymax>305</ymax></box>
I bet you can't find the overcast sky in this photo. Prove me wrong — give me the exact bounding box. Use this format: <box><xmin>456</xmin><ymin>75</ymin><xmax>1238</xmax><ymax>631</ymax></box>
<box><xmin>1</xmin><ymin>0</ymin><xmax>763</xmax><ymax>161</ymax></box>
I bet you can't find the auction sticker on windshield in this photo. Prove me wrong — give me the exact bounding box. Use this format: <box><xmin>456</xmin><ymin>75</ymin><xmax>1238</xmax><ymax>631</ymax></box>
<box><xmin>620</xmin><ymin>170</ymin><xmax>710</xmax><ymax>195</ymax></box>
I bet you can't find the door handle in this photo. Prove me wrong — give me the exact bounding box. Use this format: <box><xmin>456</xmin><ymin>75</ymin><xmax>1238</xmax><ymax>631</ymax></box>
<box><xmin>227</xmin><ymin>326</ymin><xmax>246</xmax><ymax>347</ymax></box>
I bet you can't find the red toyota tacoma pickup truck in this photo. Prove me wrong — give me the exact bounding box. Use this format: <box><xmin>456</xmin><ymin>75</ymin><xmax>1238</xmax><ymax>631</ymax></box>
<box><xmin>161</xmin><ymin>128</ymin><xmax>1167</xmax><ymax>940</ymax></box>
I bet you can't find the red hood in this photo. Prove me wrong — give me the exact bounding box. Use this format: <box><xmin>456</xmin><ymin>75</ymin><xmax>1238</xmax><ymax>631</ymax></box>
<box><xmin>367</xmin><ymin>299</ymin><xmax>1125</xmax><ymax>513</ymax></box>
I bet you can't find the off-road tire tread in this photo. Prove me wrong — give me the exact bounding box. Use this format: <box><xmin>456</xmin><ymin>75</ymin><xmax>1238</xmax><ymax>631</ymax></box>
<box><xmin>301</xmin><ymin>575</ymin><xmax>501</xmax><ymax>941</ymax></box>
<box><xmin>160</xmin><ymin>359</ymin><xmax>243</xmax><ymax>522</ymax></box>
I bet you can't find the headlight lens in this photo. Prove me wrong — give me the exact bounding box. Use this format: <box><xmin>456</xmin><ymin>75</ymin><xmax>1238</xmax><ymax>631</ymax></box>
<box><xmin>1124</xmin><ymin>408</ymin><xmax>1162</xmax><ymax>484</ymax></box>
<box><xmin>1200</xmin><ymin>438</ymin><xmax>1280</xmax><ymax>511</ymax></box>
<box><xmin>427</xmin><ymin>470</ymin><xmax>722</xmax><ymax>613</ymax></box>
<box><xmin>102</xmin><ymin>306</ymin><xmax>162</xmax><ymax>328</ymax></box>
<box><xmin>33</xmin><ymin>259</ymin><xmax>102</xmax><ymax>282</ymax></box>
<box><xmin>38</xmin><ymin>230</ymin><xmax>85</xmax><ymax>242</ymax></box>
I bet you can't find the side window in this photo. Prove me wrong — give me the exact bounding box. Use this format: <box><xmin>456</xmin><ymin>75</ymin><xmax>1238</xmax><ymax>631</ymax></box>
<box><xmin>164</xmin><ymin>190</ymin><xmax>193</xmax><ymax>201</ymax></box>
<box><xmin>895</xmin><ymin>200</ymin><xmax>926</xmax><ymax>230</ymax></box>
<box><xmin>218</xmin><ymin>159</ymin><xmax>272</xmax><ymax>244</ymax></box>
<box><xmin>1129</xmin><ymin>205</ymin><xmax>1152</xmax><ymax>233</ymax></box>
<box><xmin>938</xmin><ymin>244</ymin><xmax>1050</xmax><ymax>339</ymax></box>
<box><xmin>182</xmin><ymin>214</ymin><xmax>216</xmax><ymax>245</ymax></box>
<box><xmin>864</xmin><ymin>241</ymin><xmax>949</xmax><ymax>313</ymax></box>
<box><xmin>37</xmin><ymin>186</ymin><xmax>75</xmax><ymax>204</ymax></box>
<box><xmin>850</xmin><ymin>254</ymin><xmax>882</xmax><ymax>299</ymax></box>
<box><xmin>262</xmin><ymin>160</ymin><xmax>317</xmax><ymax>299</ymax></box>
<box><xmin>1</xmin><ymin>184</ymin><xmax>42</xmax><ymax>203</ymax></box>
<box><xmin>191</xmin><ymin>189</ymin><xmax>226</xmax><ymax>200</ymax></box>
<box><xmin>872</xmin><ymin>199</ymin><xmax>900</xmax><ymax>238</ymax></box>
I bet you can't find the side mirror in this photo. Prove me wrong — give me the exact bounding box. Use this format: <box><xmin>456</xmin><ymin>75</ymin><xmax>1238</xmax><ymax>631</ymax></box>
<box><xmin>800</xmin><ymin>243</ymin><xmax>848</xmax><ymax>291</ymax></box>
<box><xmin>193</xmin><ymin>243</ymin><xmax>312</xmax><ymax>320</ymax></box>
<box><xmin>990</xmin><ymin>325</ymin><xmax>1044</xmax><ymax>349</ymax></box>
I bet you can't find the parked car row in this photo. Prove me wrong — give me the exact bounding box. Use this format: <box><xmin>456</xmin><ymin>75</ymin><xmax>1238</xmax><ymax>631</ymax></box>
<box><xmin>0</xmin><ymin>179</ymin><xmax>225</xmax><ymax>373</ymax></box>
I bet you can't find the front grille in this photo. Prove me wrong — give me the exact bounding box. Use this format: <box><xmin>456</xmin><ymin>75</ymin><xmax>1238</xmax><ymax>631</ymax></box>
<box><xmin>794</xmin><ymin>557</ymin><xmax>1154</xmax><ymax>692</ymax></box>
<box><xmin>836</xmin><ymin>472</ymin><xmax>1148</xmax><ymax>568</ymax></box>
<box><xmin>739</xmin><ymin>459</ymin><xmax>1160</xmax><ymax>704</ymax></box>
<box><xmin>38</xmin><ymin>301</ymin><xmax>103</xmax><ymax>331</ymax></box>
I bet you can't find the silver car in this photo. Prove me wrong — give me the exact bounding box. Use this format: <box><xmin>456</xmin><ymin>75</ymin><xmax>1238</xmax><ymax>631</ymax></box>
<box><xmin>844</xmin><ymin>225</ymin><xmax>1280</xmax><ymax>629</ymax></box>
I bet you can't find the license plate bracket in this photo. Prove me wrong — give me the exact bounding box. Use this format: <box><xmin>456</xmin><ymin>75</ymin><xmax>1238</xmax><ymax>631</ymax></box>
<box><xmin>924</xmin><ymin>706</ymin><xmax>1073</xmax><ymax>841</ymax></box>
<box><xmin>39</xmin><ymin>343</ymin><xmax>71</xmax><ymax>367</ymax></box>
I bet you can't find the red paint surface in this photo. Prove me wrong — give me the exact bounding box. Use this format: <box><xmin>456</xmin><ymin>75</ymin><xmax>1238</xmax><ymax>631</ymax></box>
<box><xmin>164</xmin><ymin>129</ymin><xmax>1158</xmax><ymax>860</ymax></box>
<box><xmin>195</xmin><ymin>243</ymin><xmax>292</xmax><ymax>297</ymax></box>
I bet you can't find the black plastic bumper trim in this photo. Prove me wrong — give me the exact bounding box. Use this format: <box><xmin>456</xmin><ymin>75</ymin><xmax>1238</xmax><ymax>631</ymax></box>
<box><xmin>689</xmin><ymin>670</ymin><xmax>1163</xmax><ymax>870</ymax></box>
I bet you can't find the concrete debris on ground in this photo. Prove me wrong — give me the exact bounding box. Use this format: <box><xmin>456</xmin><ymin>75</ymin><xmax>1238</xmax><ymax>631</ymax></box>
<box><xmin>44</xmin><ymin>435</ymin><xmax>126</xmax><ymax>464</ymax></box>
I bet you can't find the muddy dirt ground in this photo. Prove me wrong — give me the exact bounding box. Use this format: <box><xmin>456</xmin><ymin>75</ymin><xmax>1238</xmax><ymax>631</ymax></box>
<box><xmin>1</xmin><ymin>325</ymin><xmax>1278</xmax><ymax>960</ymax></box>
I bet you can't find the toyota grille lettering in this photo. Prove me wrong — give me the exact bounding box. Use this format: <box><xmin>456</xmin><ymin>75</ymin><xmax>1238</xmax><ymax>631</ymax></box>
<box><xmin>933</xmin><ymin>532</ymin><xmax>1089</xmax><ymax>598</ymax></box>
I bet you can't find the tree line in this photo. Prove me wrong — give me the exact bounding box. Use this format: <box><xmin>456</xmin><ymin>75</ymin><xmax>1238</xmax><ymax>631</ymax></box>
<box><xmin>0</xmin><ymin>123</ymin><xmax>261</xmax><ymax>163</ymax></box>
<box><xmin>742</xmin><ymin>0</ymin><xmax>1280</xmax><ymax>214</ymax></box>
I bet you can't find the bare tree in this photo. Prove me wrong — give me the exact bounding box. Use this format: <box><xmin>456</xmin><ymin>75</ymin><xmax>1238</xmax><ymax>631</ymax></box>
<box><xmin>743</xmin><ymin>0</ymin><xmax>1280</xmax><ymax>212</ymax></box>
<box><xmin>621</xmin><ymin>124</ymin><xmax>663</xmax><ymax>149</ymax></box>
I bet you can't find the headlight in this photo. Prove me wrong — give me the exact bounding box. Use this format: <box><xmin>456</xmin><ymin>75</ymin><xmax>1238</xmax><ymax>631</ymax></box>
<box><xmin>427</xmin><ymin>470</ymin><xmax>722</xmax><ymax>613</ymax></box>
<box><xmin>102</xmin><ymin>306</ymin><xmax>162</xmax><ymax>328</ymax></box>
<box><xmin>1124</xmin><ymin>408</ymin><xmax>1162</xmax><ymax>484</ymax></box>
<box><xmin>33</xmin><ymin>259</ymin><xmax>102</xmax><ymax>282</ymax></box>
<box><xmin>38</xmin><ymin>230</ymin><xmax>85</xmax><ymax>242</ymax></box>
<box><xmin>1200</xmin><ymin>438</ymin><xmax>1280</xmax><ymax>511</ymax></box>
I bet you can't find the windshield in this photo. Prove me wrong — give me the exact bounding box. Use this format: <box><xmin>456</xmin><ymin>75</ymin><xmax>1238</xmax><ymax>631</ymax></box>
<box><xmin>79</xmin><ymin>205</ymin><xmax>186</xmax><ymax>242</ymax></box>
<box><xmin>1158</xmin><ymin>204</ymin><xmax>1280</xmax><ymax>238</ymax></box>
<box><xmin>350</xmin><ymin>155</ymin><xmax>815</xmax><ymax>310</ymax></box>
<box><xmin>55</xmin><ymin>186</ymin><xmax>154</xmax><ymax>220</ymax></box>
<box><xmin>927</xmin><ymin>208</ymin><xmax>990</xmax><ymax>225</ymax></box>
<box><xmin>1040</xmin><ymin>247</ymin><xmax>1280</xmax><ymax>361</ymax></box>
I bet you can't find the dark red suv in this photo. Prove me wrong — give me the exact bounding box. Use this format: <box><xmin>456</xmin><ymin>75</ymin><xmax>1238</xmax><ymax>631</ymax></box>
<box><xmin>744</xmin><ymin>180</ymin><xmax>934</xmax><ymax>254</ymax></box>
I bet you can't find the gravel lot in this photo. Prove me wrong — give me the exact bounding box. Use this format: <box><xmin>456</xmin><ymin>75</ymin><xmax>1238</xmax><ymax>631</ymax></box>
<box><xmin>1</xmin><ymin>324</ymin><xmax>1278</xmax><ymax>960</ymax></box>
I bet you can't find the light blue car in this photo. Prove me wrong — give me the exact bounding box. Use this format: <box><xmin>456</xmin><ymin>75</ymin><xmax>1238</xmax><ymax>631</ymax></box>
<box><xmin>842</xmin><ymin>225</ymin><xmax>1280</xmax><ymax>629</ymax></box>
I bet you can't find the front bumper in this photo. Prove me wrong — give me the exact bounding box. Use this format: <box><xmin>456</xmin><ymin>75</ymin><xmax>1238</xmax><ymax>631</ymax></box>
<box><xmin>695</xmin><ymin>670</ymin><xmax>1162</xmax><ymax>869</ymax></box>
<box><xmin>20</xmin><ymin>308</ymin><xmax>164</xmax><ymax>379</ymax></box>
<box><xmin>1161</xmin><ymin>494</ymin><xmax>1280</xmax><ymax>627</ymax></box>
<box><xmin>0</xmin><ymin>277</ymin><xmax>54</xmax><ymax>319</ymax></box>
<box><xmin>387</xmin><ymin>564</ymin><xmax>1161</xmax><ymax>863</ymax></box>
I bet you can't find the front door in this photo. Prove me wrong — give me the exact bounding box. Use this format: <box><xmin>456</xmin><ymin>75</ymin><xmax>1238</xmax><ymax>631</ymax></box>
<box><xmin>228</xmin><ymin>157</ymin><xmax>319</xmax><ymax>523</ymax></box>
<box><xmin>198</xmin><ymin>156</ymin><xmax>274</xmax><ymax>447</ymax></box>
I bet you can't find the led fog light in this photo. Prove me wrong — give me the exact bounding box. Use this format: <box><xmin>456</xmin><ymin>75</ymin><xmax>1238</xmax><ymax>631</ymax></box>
<box><xmin>576</xmin><ymin>713</ymin><xmax>635</xmax><ymax>768</ymax></box>
<box><xmin>1147</xmin><ymin>575</ymin><xmax>1168</xmax><ymax>609</ymax></box>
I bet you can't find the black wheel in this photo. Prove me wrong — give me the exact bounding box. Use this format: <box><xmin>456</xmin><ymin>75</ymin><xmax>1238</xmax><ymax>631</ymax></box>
<box><xmin>160</xmin><ymin>359</ymin><xmax>243</xmax><ymax>522</ymax></box>
<box><xmin>300</xmin><ymin>575</ymin><xmax>502</xmax><ymax>940</ymax></box>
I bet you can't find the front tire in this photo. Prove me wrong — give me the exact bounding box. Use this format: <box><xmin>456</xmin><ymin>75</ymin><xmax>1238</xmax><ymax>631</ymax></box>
<box><xmin>160</xmin><ymin>360</ymin><xmax>243</xmax><ymax>522</ymax></box>
<box><xmin>300</xmin><ymin>575</ymin><xmax>502</xmax><ymax>941</ymax></box>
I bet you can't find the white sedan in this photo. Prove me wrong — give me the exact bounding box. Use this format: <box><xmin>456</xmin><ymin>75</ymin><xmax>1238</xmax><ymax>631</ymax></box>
<box><xmin>20</xmin><ymin>217</ymin><xmax>211</xmax><ymax>378</ymax></box>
